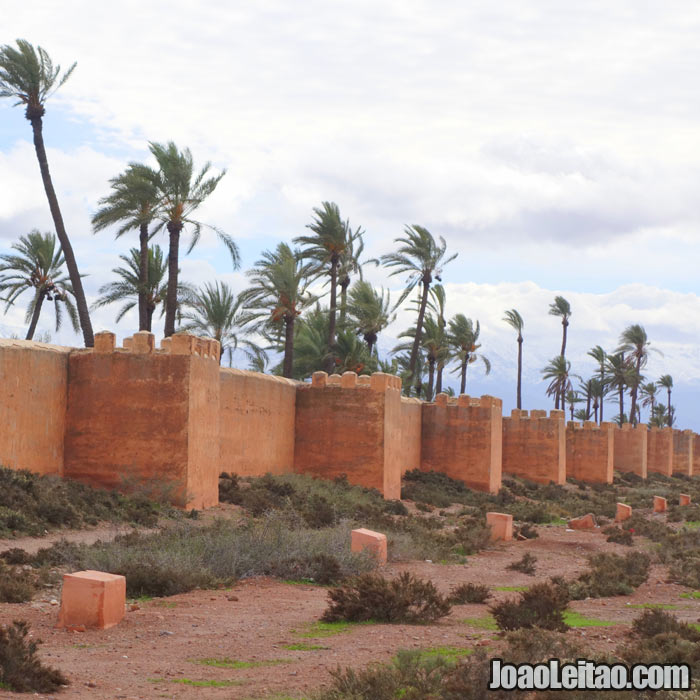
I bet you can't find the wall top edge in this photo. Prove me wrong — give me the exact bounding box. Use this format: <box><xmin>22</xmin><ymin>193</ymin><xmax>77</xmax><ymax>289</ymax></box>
<box><xmin>0</xmin><ymin>337</ymin><xmax>74</xmax><ymax>354</ymax></box>
<box><xmin>220</xmin><ymin>367</ymin><xmax>300</xmax><ymax>386</ymax></box>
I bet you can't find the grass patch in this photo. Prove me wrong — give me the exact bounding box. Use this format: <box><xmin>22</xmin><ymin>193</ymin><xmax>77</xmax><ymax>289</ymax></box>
<box><xmin>494</xmin><ymin>585</ymin><xmax>528</xmax><ymax>592</ymax></box>
<box><xmin>295</xmin><ymin>621</ymin><xmax>367</xmax><ymax>638</ymax></box>
<box><xmin>282</xmin><ymin>643</ymin><xmax>328</xmax><ymax>651</ymax></box>
<box><xmin>627</xmin><ymin>603</ymin><xmax>679</xmax><ymax>609</ymax></box>
<box><xmin>150</xmin><ymin>677</ymin><xmax>245</xmax><ymax>687</ymax></box>
<box><xmin>417</xmin><ymin>646</ymin><xmax>473</xmax><ymax>661</ymax></box>
<box><xmin>563</xmin><ymin>611</ymin><xmax>617</xmax><ymax>627</ymax></box>
<box><xmin>461</xmin><ymin>616</ymin><xmax>498</xmax><ymax>631</ymax></box>
<box><xmin>192</xmin><ymin>657</ymin><xmax>291</xmax><ymax>669</ymax></box>
<box><xmin>680</xmin><ymin>591</ymin><xmax>700</xmax><ymax>599</ymax></box>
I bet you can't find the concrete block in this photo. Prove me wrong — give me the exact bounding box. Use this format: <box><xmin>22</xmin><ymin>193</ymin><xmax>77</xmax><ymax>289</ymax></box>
<box><xmin>351</xmin><ymin>528</ymin><xmax>387</xmax><ymax>565</ymax></box>
<box><xmin>653</xmin><ymin>496</ymin><xmax>667</xmax><ymax>513</ymax></box>
<box><xmin>615</xmin><ymin>503</ymin><xmax>632</xmax><ymax>522</ymax></box>
<box><xmin>568</xmin><ymin>513</ymin><xmax>596</xmax><ymax>530</ymax></box>
<box><xmin>486</xmin><ymin>512</ymin><xmax>513</xmax><ymax>541</ymax></box>
<box><xmin>680</xmin><ymin>494</ymin><xmax>691</xmax><ymax>506</ymax></box>
<box><xmin>57</xmin><ymin>570</ymin><xmax>126</xmax><ymax>630</ymax></box>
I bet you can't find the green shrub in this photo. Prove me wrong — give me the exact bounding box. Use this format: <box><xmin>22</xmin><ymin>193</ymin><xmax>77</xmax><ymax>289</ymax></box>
<box><xmin>322</xmin><ymin>572</ymin><xmax>452</xmax><ymax>624</ymax></box>
<box><xmin>448</xmin><ymin>583</ymin><xmax>490</xmax><ymax>604</ymax></box>
<box><xmin>631</xmin><ymin>608</ymin><xmax>700</xmax><ymax>642</ymax></box>
<box><xmin>602</xmin><ymin>526</ymin><xmax>634</xmax><ymax>545</ymax></box>
<box><xmin>506</xmin><ymin>553</ymin><xmax>537</xmax><ymax>575</ymax></box>
<box><xmin>568</xmin><ymin>551</ymin><xmax>650</xmax><ymax>599</ymax></box>
<box><xmin>489</xmin><ymin>581</ymin><xmax>569</xmax><ymax>632</ymax></box>
<box><xmin>0</xmin><ymin>621</ymin><xmax>68</xmax><ymax>693</ymax></box>
<box><xmin>514</xmin><ymin>523</ymin><xmax>538</xmax><ymax>539</ymax></box>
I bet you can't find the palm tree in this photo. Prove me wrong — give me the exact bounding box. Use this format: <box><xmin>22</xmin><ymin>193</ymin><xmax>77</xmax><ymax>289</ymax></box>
<box><xmin>294</xmin><ymin>202</ymin><xmax>348</xmax><ymax>362</ymax></box>
<box><xmin>617</xmin><ymin>324</ymin><xmax>658</xmax><ymax>425</ymax></box>
<box><xmin>503</xmin><ymin>309</ymin><xmax>524</xmax><ymax>409</ymax></box>
<box><xmin>565</xmin><ymin>389</ymin><xmax>583</xmax><ymax>421</ymax></box>
<box><xmin>448</xmin><ymin>314</ymin><xmax>491</xmax><ymax>394</ymax></box>
<box><xmin>290</xmin><ymin>305</ymin><xmax>331</xmax><ymax>379</ymax></box>
<box><xmin>657</xmin><ymin>375</ymin><xmax>674</xmax><ymax>426</ymax></box>
<box><xmin>241</xmin><ymin>243</ymin><xmax>316</xmax><ymax>378</ymax></box>
<box><xmin>347</xmin><ymin>280</ymin><xmax>394</xmax><ymax>357</ymax></box>
<box><xmin>337</xmin><ymin>222</ymin><xmax>365</xmax><ymax>327</ymax></box>
<box><xmin>92</xmin><ymin>245</ymin><xmax>191</xmax><ymax>331</ymax></box>
<box><xmin>649</xmin><ymin>404</ymin><xmax>668</xmax><ymax>428</ymax></box>
<box><xmin>587</xmin><ymin>345</ymin><xmax>607</xmax><ymax>422</ymax></box>
<box><xmin>0</xmin><ymin>230</ymin><xmax>78</xmax><ymax>339</ymax></box>
<box><xmin>542</xmin><ymin>355</ymin><xmax>574</xmax><ymax>414</ymax></box>
<box><xmin>179</xmin><ymin>281</ymin><xmax>259</xmax><ymax>366</ymax></box>
<box><xmin>0</xmin><ymin>39</ymin><xmax>93</xmax><ymax>346</ymax></box>
<box><xmin>379</xmin><ymin>225</ymin><xmax>457</xmax><ymax>391</ymax></box>
<box><xmin>605</xmin><ymin>352</ymin><xmax>634</xmax><ymax>423</ymax></box>
<box><xmin>640</xmin><ymin>381</ymin><xmax>659</xmax><ymax>422</ymax></box>
<box><xmin>427</xmin><ymin>285</ymin><xmax>449</xmax><ymax>394</ymax></box>
<box><xmin>333</xmin><ymin>328</ymin><xmax>374</xmax><ymax>375</ymax></box>
<box><xmin>92</xmin><ymin>163</ymin><xmax>161</xmax><ymax>331</ymax></box>
<box><xmin>548</xmin><ymin>296</ymin><xmax>572</xmax><ymax>399</ymax></box>
<box><xmin>149</xmin><ymin>141</ymin><xmax>238</xmax><ymax>337</ymax></box>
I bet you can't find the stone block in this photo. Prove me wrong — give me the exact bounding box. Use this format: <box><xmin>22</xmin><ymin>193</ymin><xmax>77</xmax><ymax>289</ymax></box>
<box><xmin>131</xmin><ymin>331</ymin><xmax>155</xmax><ymax>354</ymax></box>
<box><xmin>57</xmin><ymin>570</ymin><xmax>126</xmax><ymax>630</ymax></box>
<box><xmin>486</xmin><ymin>512</ymin><xmax>513</xmax><ymax>541</ymax></box>
<box><xmin>351</xmin><ymin>528</ymin><xmax>387</xmax><ymax>565</ymax></box>
<box><xmin>653</xmin><ymin>496</ymin><xmax>667</xmax><ymax>513</ymax></box>
<box><xmin>680</xmin><ymin>494</ymin><xmax>691</xmax><ymax>506</ymax></box>
<box><xmin>568</xmin><ymin>513</ymin><xmax>596</xmax><ymax>530</ymax></box>
<box><xmin>615</xmin><ymin>503</ymin><xmax>632</xmax><ymax>522</ymax></box>
<box><xmin>93</xmin><ymin>331</ymin><xmax>116</xmax><ymax>354</ymax></box>
<box><xmin>311</xmin><ymin>371</ymin><xmax>327</xmax><ymax>387</ymax></box>
<box><xmin>341</xmin><ymin>371</ymin><xmax>357</xmax><ymax>388</ymax></box>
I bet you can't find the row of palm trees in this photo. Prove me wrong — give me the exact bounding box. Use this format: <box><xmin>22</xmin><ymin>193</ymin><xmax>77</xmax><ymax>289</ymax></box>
<box><xmin>0</xmin><ymin>40</ymin><xmax>680</xmax><ymax>428</ymax></box>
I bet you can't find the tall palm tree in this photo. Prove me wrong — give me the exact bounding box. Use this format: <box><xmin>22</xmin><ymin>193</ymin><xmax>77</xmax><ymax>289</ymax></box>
<box><xmin>92</xmin><ymin>245</ymin><xmax>191</xmax><ymax>332</ymax></box>
<box><xmin>0</xmin><ymin>40</ymin><xmax>93</xmax><ymax>346</ymax></box>
<box><xmin>0</xmin><ymin>230</ymin><xmax>78</xmax><ymax>339</ymax></box>
<box><xmin>503</xmin><ymin>309</ymin><xmax>524</xmax><ymax>409</ymax></box>
<box><xmin>649</xmin><ymin>404</ymin><xmax>669</xmax><ymax>428</ymax></box>
<box><xmin>92</xmin><ymin>163</ymin><xmax>161</xmax><ymax>331</ymax></box>
<box><xmin>448</xmin><ymin>314</ymin><xmax>491</xmax><ymax>395</ymax></box>
<box><xmin>290</xmin><ymin>305</ymin><xmax>331</xmax><ymax>379</ymax></box>
<box><xmin>347</xmin><ymin>280</ymin><xmax>394</xmax><ymax>357</ymax></box>
<box><xmin>639</xmin><ymin>381</ymin><xmax>659</xmax><ymax>422</ymax></box>
<box><xmin>337</xmin><ymin>222</ymin><xmax>364</xmax><ymax>327</ymax></box>
<box><xmin>657</xmin><ymin>375</ymin><xmax>674</xmax><ymax>426</ymax></box>
<box><xmin>548</xmin><ymin>295</ymin><xmax>572</xmax><ymax>371</ymax></box>
<box><xmin>587</xmin><ymin>345</ymin><xmax>607</xmax><ymax>422</ymax></box>
<box><xmin>149</xmin><ymin>141</ymin><xmax>238</xmax><ymax>337</ymax></box>
<box><xmin>241</xmin><ymin>243</ymin><xmax>316</xmax><ymax>378</ymax></box>
<box><xmin>379</xmin><ymin>225</ymin><xmax>457</xmax><ymax>392</ymax></box>
<box><xmin>565</xmin><ymin>389</ymin><xmax>583</xmax><ymax>421</ymax></box>
<box><xmin>617</xmin><ymin>324</ymin><xmax>657</xmax><ymax>426</ymax></box>
<box><xmin>294</xmin><ymin>202</ymin><xmax>348</xmax><ymax>362</ymax></box>
<box><xmin>542</xmin><ymin>355</ymin><xmax>574</xmax><ymax>414</ymax></box>
<box><xmin>179</xmin><ymin>281</ymin><xmax>259</xmax><ymax>366</ymax></box>
<box><xmin>605</xmin><ymin>352</ymin><xmax>633</xmax><ymax>423</ymax></box>
<box><xmin>427</xmin><ymin>285</ymin><xmax>449</xmax><ymax>394</ymax></box>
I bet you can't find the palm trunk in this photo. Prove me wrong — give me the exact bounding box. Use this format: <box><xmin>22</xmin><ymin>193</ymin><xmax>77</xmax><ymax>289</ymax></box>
<box><xmin>629</xmin><ymin>358</ymin><xmax>642</xmax><ymax>425</ymax></box>
<box><xmin>427</xmin><ymin>358</ymin><xmax>435</xmax><ymax>401</ymax></box>
<box><xmin>436</xmin><ymin>364</ymin><xmax>444</xmax><ymax>395</ymax></box>
<box><xmin>460</xmin><ymin>354</ymin><xmax>469</xmax><ymax>394</ymax></box>
<box><xmin>29</xmin><ymin>116</ymin><xmax>93</xmax><ymax>347</ymax></box>
<box><xmin>138</xmin><ymin>223</ymin><xmax>149</xmax><ymax>331</ymax></box>
<box><xmin>562</xmin><ymin>393</ymin><xmax>566</xmax><ymax>416</ymax></box>
<box><xmin>365</xmin><ymin>332</ymin><xmax>376</xmax><ymax>358</ymax></box>
<box><xmin>599</xmin><ymin>369</ymin><xmax>604</xmax><ymax>422</ymax></box>
<box><xmin>560</xmin><ymin>320</ymin><xmax>568</xmax><ymax>358</ymax></box>
<box><xmin>570</xmin><ymin>402</ymin><xmax>574</xmax><ymax>421</ymax></box>
<box><xmin>339</xmin><ymin>277</ymin><xmax>349</xmax><ymax>327</ymax></box>
<box><xmin>516</xmin><ymin>336</ymin><xmax>523</xmax><ymax>409</ymax></box>
<box><xmin>283</xmin><ymin>315</ymin><xmax>295</xmax><ymax>378</ymax></box>
<box><xmin>407</xmin><ymin>279</ymin><xmax>430</xmax><ymax>394</ymax></box>
<box><xmin>164</xmin><ymin>221</ymin><xmax>182</xmax><ymax>337</ymax></box>
<box><xmin>593</xmin><ymin>398</ymin><xmax>599</xmax><ymax>423</ymax></box>
<box><xmin>667</xmin><ymin>389</ymin><xmax>672</xmax><ymax>425</ymax></box>
<box><xmin>325</xmin><ymin>258</ymin><xmax>338</xmax><ymax>373</ymax></box>
<box><xmin>146</xmin><ymin>303</ymin><xmax>155</xmax><ymax>333</ymax></box>
<box><xmin>619</xmin><ymin>385</ymin><xmax>624</xmax><ymax>422</ymax></box>
<box><xmin>25</xmin><ymin>291</ymin><xmax>45</xmax><ymax>340</ymax></box>
<box><xmin>586</xmin><ymin>393</ymin><xmax>591</xmax><ymax>420</ymax></box>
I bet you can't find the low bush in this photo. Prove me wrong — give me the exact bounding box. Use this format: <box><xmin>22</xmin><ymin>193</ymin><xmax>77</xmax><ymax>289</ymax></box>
<box><xmin>0</xmin><ymin>621</ymin><xmax>68</xmax><ymax>693</ymax></box>
<box><xmin>489</xmin><ymin>581</ymin><xmax>570</xmax><ymax>632</ymax></box>
<box><xmin>602</xmin><ymin>526</ymin><xmax>634</xmax><ymax>545</ymax></box>
<box><xmin>322</xmin><ymin>572</ymin><xmax>452</xmax><ymax>624</ymax></box>
<box><xmin>514</xmin><ymin>523</ymin><xmax>538</xmax><ymax>539</ymax></box>
<box><xmin>448</xmin><ymin>583</ymin><xmax>491</xmax><ymax>604</ymax></box>
<box><xmin>401</xmin><ymin>470</ymin><xmax>490</xmax><ymax>508</ymax></box>
<box><xmin>631</xmin><ymin>608</ymin><xmax>700</xmax><ymax>642</ymax></box>
<box><xmin>568</xmin><ymin>551</ymin><xmax>650</xmax><ymax>599</ymax></box>
<box><xmin>506</xmin><ymin>553</ymin><xmax>537</xmax><ymax>575</ymax></box>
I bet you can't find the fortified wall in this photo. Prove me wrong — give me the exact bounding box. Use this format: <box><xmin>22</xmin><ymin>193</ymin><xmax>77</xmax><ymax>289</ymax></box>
<box><xmin>1</xmin><ymin>335</ymin><xmax>697</xmax><ymax>508</ymax></box>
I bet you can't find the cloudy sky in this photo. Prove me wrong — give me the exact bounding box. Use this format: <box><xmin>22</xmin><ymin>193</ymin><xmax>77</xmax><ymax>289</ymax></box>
<box><xmin>2</xmin><ymin>1</ymin><xmax>699</xmax><ymax>427</ymax></box>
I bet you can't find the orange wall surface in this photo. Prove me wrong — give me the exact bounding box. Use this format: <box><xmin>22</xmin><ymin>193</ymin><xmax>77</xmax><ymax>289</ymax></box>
<box><xmin>647</xmin><ymin>427</ymin><xmax>673</xmax><ymax>477</ymax></box>
<box><xmin>399</xmin><ymin>398</ymin><xmax>422</xmax><ymax>476</ymax></box>
<box><xmin>502</xmin><ymin>410</ymin><xmax>566</xmax><ymax>485</ymax></box>
<box><xmin>693</xmin><ymin>434</ymin><xmax>700</xmax><ymax>478</ymax></box>
<box><xmin>220</xmin><ymin>369</ymin><xmax>297</xmax><ymax>477</ymax></box>
<box><xmin>566</xmin><ymin>421</ymin><xmax>614</xmax><ymax>484</ymax></box>
<box><xmin>421</xmin><ymin>394</ymin><xmax>502</xmax><ymax>493</ymax></box>
<box><xmin>0</xmin><ymin>339</ymin><xmax>70</xmax><ymax>476</ymax></box>
<box><xmin>293</xmin><ymin>372</ymin><xmax>402</xmax><ymax>499</ymax></box>
<box><xmin>672</xmin><ymin>429</ymin><xmax>694</xmax><ymax>476</ymax></box>
<box><xmin>613</xmin><ymin>424</ymin><xmax>647</xmax><ymax>477</ymax></box>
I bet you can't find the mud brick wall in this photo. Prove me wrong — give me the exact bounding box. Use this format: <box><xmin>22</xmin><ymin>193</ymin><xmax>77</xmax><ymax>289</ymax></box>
<box><xmin>399</xmin><ymin>397</ymin><xmax>422</xmax><ymax>475</ymax></box>
<box><xmin>421</xmin><ymin>394</ymin><xmax>502</xmax><ymax>493</ymax></box>
<box><xmin>647</xmin><ymin>426</ymin><xmax>673</xmax><ymax>477</ymax></box>
<box><xmin>0</xmin><ymin>338</ymin><xmax>70</xmax><ymax>476</ymax></box>
<box><xmin>694</xmin><ymin>434</ymin><xmax>700</xmax><ymax>479</ymax></box>
<box><xmin>64</xmin><ymin>332</ymin><xmax>221</xmax><ymax>509</ymax></box>
<box><xmin>672</xmin><ymin>429</ymin><xmax>694</xmax><ymax>476</ymax></box>
<box><xmin>502</xmin><ymin>409</ymin><xmax>566</xmax><ymax>485</ymax></box>
<box><xmin>613</xmin><ymin>423</ymin><xmax>648</xmax><ymax>478</ymax></box>
<box><xmin>566</xmin><ymin>421</ymin><xmax>614</xmax><ymax>484</ymax></box>
<box><xmin>219</xmin><ymin>369</ymin><xmax>297</xmax><ymax>477</ymax></box>
<box><xmin>293</xmin><ymin>371</ymin><xmax>402</xmax><ymax>499</ymax></box>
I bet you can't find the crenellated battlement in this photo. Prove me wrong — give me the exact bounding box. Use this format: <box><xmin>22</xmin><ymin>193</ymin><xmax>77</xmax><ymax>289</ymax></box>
<box><xmin>432</xmin><ymin>393</ymin><xmax>502</xmax><ymax>409</ymax></box>
<box><xmin>510</xmin><ymin>408</ymin><xmax>564</xmax><ymax>420</ymax></box>
<box><xmin>568</xmin><ymin>420</ymin><xmax>615</xmax><ymax>431</ymax></box>
<box><xmin>93</xmin><ymin>330</ymin><xmax>220</xmax><ymax>361</ymax></box>
<box><xmin>309</xmin><ymin>370</ymin><xmax>401</xmax><ymax>392</ymax></box>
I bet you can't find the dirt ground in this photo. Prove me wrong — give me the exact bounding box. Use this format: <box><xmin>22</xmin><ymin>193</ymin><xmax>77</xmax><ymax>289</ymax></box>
<box><xmin>0</xmin><ymin>514</ymin><xmax>698</xmax><ymax>700</ymax></box>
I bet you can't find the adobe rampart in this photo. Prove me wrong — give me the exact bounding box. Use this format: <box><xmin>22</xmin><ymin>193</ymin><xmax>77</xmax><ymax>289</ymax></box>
<box><xmin>613</xmin><ymin>423</ymin><xmax>648</xmax><ymax>478</ymax></box>
<box><xmin>566</xmin><ymin>421</ymin><xmax>614</xmax><ymax>484</ymax></box>
<box><xmin>672</xmin><ymin>429</ymin><xmax>694</xmax><ymax>476</ymax></box>
<box><xmin>647</xmin><ymin>426</ymin><xmax>674</xmax><ymax>477</ymax></box>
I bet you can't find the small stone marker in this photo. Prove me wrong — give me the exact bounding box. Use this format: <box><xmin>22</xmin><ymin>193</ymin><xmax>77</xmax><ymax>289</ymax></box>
<box><xmin>615</xmin><ymin>503</ymin><xmax>632</xmax><ymax>522</ymax></box>
<box><xmin>680</xmin><ymin>494</ymin><xmax>691</xmax><ymax>506</ymax></box>
<box><xmin>653</xmin><ymin>496</ymin><xmax>667</xmax><ymax>513</ymax></box>
<box><xmin>567</xmin><ymin>513</ymin><xmax>596</xmax><ymax>530</ymax></box>
<box><xmin>486</xmin><ymin>512</ymin><xmax>513</xmax><ymax>542</ymax></box>
<box><xmin>351</xmin><ymin>528</ymin><xmax>387</xmax><ymax>565</ymax></box>
<box><xmin>57</xmin><ymin>570</ymin><xmax>126</xmax><ymax>630</ymax></box>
